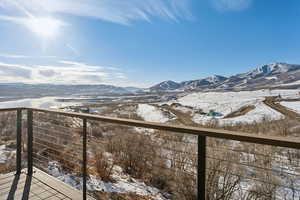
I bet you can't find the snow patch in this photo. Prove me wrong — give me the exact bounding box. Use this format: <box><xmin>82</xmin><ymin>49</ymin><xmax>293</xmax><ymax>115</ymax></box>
<box><xmin>281</xmin><ymin>80</ymin><xmax>300</xmax><ymax>86</ymax></box>
<box><xmin>220</xmin><ymin>101</ymin><xmax>283</xmax><ymax>125</ymax></box>
<box><xmin>280</xmin><ymin>101</ymin><xmax>300</xmax><ymax>114</ymax></box>
<box><xmin>0</xmin><ymin>145</ymin><xmax>15</xmax><ymax>164</ymax></box>
<box><xmin>265</xmin><ymin>76</ymin><xmax>278</xmax><ymax>80</ymax></box>
<box><xmin>137</xmin><ymin>104</ymin><xmax>169</xmax><ymax>123</ymax></box>
<box><xmin>48</xmin><ymin>161</ymin><xmax>167</xmax><ymax>199</ymax></box>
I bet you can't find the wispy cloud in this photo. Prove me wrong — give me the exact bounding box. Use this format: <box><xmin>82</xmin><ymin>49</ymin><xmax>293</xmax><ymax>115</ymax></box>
<box><xmin>0</xmin><ymin>0</ymin><xmax>192</xmax><ymax>25</ymax></box>
<box><xmin>0</xmin><ymin>61</ymin><xmax>128</xmax><ymax>85</ymax></box>
<box><xmin>0</xmin><ymin>53</ymin><xmax>57</xmax><ymax>59</ymax></box>
<box><xmin>0</xmin><ymin>62</ymin><xmax>32</xmax><ymax>78</ymax></box>
<box><xmin>0</xmin><ymin>53</ymin><xmax>29</xmax><ymax>59</ymax></box>
<box><xmin>212</xmin><ymin>0</ymin><xmax>252</xmax><ymax>11</ymax></box>
<box><xmin>59</xmin><ymin>60</ymin><xmax>119</xmax><ymax>71</ymax></box>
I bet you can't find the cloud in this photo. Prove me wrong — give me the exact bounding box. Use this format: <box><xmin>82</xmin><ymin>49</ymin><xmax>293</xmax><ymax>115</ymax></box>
<box><xmin>0</xmin><ymin>0</ymin><xmax>192</xmax><ymax>25</ymax></box>
<box><xmin>0</xmin><ymin>53</ymin><xmax>29</xmax><ymax>59</ymax></box>
<box><xmin>0</xmin><ymin>62</ymin><xmax>32</xmax><ymax>78</ymax></box>
<box><xmin>0</xmin><ymin>53</ymin><xmax>57</xmax><ymax>59</ymax></box>
<box><xmin>38</xmin><ymin>69</ymin><xmax>59</xmax><ymax>77</ymax></box>
<box><xmin>59</xmin><ymin>60</ymin><xmax>119</xmax><ymax>71</ymax></box>
<box><xmin>212</xmin><ymin>0</ymin><xmax>252</xmax><ymax>11</ymax></box>
<box><xmin>0</xmin><ymin>61</ymin><xmax>127</xmax><ymax>85</ymax></box>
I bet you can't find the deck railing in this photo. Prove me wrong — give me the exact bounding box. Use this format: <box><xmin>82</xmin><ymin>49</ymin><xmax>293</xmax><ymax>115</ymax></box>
<box><xmin>0</xmin><ymin>107</ymin><xmax>300</xmax><ymax>200</ymax></box>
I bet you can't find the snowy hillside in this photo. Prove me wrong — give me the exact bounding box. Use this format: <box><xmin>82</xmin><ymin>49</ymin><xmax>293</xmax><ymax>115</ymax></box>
<box><xmin>280</xmin><ymin>101</ymin><xmax>300</xmax><ymax>114</ymax></box>
<box><xmin>172</xmin><ymin>89</ymin><xmax>300</xmax><ymax>125</ymax></box>
<box><xmin>137</xmin><ymin>104</ymin><xmax>175</xmax><ymax>123</ymax></box>
<box><xmin>181</xmin><ymin>75</ymin><xmax>228</xmax><ymax>90</ymax></box>
<box><xmin>150</xmin><ymin>80</ymin><xmax>181</xmax><ymax>91</ymax></box>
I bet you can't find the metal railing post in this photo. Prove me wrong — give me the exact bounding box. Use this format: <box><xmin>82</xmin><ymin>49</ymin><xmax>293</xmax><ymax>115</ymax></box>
<box><xmin>198</xmin><ymin>136</ymin><xmax>206</xmax><ymax>200</ymax></box>
<box><xmin>27</xmin><ymin>109</ymin><xmax>33</xmax><ymax>176</ymax></box>
<box><xmin>16</xmin><ymin>108</ymin><xmax>22</xmax><ymax>175</ymax></box>
<box><xmin>82</xmin><ymin>118</ymin><xmax>87</xmax><ymax>200</ymax></box>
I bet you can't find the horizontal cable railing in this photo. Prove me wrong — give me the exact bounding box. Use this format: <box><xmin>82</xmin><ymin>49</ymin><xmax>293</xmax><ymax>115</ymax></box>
<box><xmin>0</xmin><ymin>107</ymin><xmax>300</xmax><ymax>200</ymax></box>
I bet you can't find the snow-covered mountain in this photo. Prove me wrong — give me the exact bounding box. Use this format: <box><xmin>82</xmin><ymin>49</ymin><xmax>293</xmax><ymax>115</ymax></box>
<box><xmin>149</xmin><ymin>76</ymin><xmax>228</xmax><ymax>92</ymax></box>
<box><xmin>150</xmin><ymin>80</ymin><xmax>182</xmax><ymax>91</ymax></box>
<box><xmin>237</xmin><ymin>63</ymin><xmax>300</xmax><ymax>79</ymax></box>
<box><xmin>150</xmin><ymin>63</ymin><xmax>300</xmax><ymax>92</ymax></box>
<box><xmin>220</xmin><ymin>62</ymin><xmax>300</xmax><ymax>89</ymax></box>
<box><xmin>181</xmin><ymin>75</ymin><xmax>228</xmax><ymax>90</ymax></box>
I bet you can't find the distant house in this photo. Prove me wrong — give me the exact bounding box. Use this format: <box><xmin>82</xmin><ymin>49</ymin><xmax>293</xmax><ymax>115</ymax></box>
<box><xmin>207</xmin><ymin>110</ymin><xmax>223</xmax><ymax>118</ymax></box>
<box><xmin>80</xmin><ymin>107</ymin><xmax>90</xmax><ymax>113</ymax></box>
<box><xmin>68</xmin><ymin>106</ymin><xmax>90</xmax><ymax>113</ymax></box>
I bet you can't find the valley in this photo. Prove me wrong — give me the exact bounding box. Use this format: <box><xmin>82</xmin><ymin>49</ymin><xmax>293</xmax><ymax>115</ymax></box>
<box><xmin>58</xmin><ymin>89</ymin><xmax>300</xmax><ymax>128</ymax></box>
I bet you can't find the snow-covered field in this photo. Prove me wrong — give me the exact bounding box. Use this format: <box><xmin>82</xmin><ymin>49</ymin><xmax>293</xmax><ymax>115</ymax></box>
<box><xmin>170</xmin><ymin>89</ymin><xmax>300</xmax><ymax>125</ymax></box>
<box><xmin>281</xmin><ymin>80</ymin><xmax>300</xmax><ymax>86</ymax></box>
<box><xmin>137</xmin><ymin>104</ymin><xmax>171</xmax><ymax>123</ymax></box>
<box><xmin>281</xmin><ymin>101</ymin><xmax>300</xmax><ymax>114</ymax></box>
<box><xmin>193</xmin><ymin>101</ymin><xmax>283</xmax><ymax>125</ymax></box>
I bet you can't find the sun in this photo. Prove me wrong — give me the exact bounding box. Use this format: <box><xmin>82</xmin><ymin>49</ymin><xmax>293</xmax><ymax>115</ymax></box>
<box><xmin>25</xmin><ymin>17</ymin><xmax>63</xmax><ymax>39</ymax></box>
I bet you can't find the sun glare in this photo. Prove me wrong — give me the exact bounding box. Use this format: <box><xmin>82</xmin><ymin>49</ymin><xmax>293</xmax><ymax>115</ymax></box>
<box><xmin>25</xmin><ymin>17</ymin><xmax>62</xmax><ymax>39</ymax></box>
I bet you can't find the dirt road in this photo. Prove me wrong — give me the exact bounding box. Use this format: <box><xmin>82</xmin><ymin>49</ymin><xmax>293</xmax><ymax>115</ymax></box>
<box><xmin>263</xmin><ymin>96</ymin><xmax>300</xmax><ymax>119</ymax></box>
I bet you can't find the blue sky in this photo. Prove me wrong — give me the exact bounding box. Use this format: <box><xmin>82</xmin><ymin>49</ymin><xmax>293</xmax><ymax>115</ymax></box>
<box><xmin>0</xmin><ymin>0</ymin><xmax>299</xmax><ymax>87</ymax></box>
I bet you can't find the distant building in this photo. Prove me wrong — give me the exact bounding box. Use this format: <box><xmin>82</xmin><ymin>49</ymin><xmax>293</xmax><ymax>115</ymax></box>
<box><xmin>207</xmin><ymin>110</ymin><xmax>223</xmax><ymax>118</ymax></box>
<box><xmin>80</xmin><ymin>107</ymin><xmax>90</xmax><ymax>113</ymax></box>
<box><xmin>67</xmin><ymin>106</ymin><xmax>90</xmax><ymax>113</ymax></box>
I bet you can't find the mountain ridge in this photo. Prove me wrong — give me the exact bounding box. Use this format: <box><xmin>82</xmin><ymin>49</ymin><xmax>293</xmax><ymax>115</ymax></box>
<box><xmin>0</xmin><ymin>83</ymin><xmax>135</xmax><ymax>97</ymax></box>
<box><xmin>150</xmin><ymin>62</ymin><xmax>300</xmax><ymax>92</ymax></box>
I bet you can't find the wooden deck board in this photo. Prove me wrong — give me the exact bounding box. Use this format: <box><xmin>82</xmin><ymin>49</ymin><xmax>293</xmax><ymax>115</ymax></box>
<box><xmin>0</xmin><ymin>168</ymin><xmax>94</xmax><ymax>200</ymax></box>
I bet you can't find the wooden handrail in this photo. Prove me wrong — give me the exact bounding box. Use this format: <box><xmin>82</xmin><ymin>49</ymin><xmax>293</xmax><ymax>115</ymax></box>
<box><xmin>1</xmin><ymin>107</ymin><xmax>300</xmax><ymax>149</ymax></box>
<box><xmin>2</xmin><ymin>106</ymin><xmax>300</xmax><ymax>200</ymax></box>
<box><xmin>0</xmin><ymin>107</ymin><xmax>25</xmax><ymax>112</ymax></box>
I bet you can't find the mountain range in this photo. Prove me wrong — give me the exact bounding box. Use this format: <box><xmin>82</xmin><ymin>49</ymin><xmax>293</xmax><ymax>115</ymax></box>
<box><xmin>0</xmin><ymin>84</ymin><xmax>138</xmax><ymax>98</ymax></box>
<box><xmin>2</xmin><ymin>62</ymin><xmax>300</xmax><ymax>98</ymax></box>
<box><xmin>150</xmin><ymin>62</ymin><xmax>300</xmax><ymax>92</ymax></box>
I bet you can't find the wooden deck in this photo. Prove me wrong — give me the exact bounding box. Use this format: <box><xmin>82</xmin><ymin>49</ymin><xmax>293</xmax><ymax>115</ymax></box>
<box><xmin>0</xmin><ymin>168</ymin><xmax>92</xmax><ymax>200</ymax></box>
